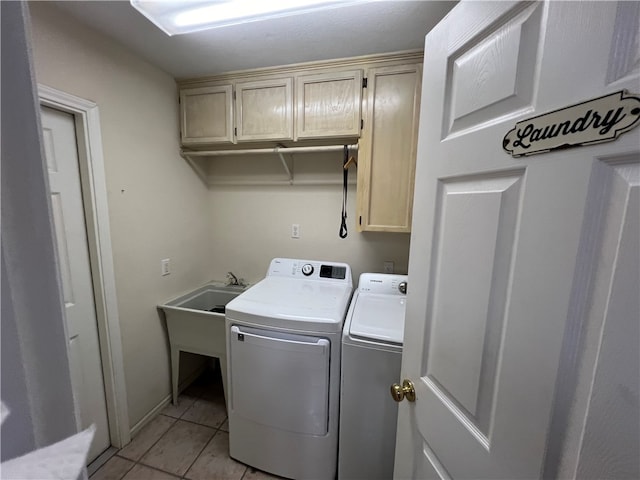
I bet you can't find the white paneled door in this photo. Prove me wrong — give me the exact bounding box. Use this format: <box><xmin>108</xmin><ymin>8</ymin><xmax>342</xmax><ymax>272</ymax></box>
<box><xmin>41</xmin><ymin>106</ymin><xmax>111</xmax><ymax>463</ymax></box>
<box><xmin>396</xmin><ymin>1</ymin><xmax>639</xmax><ymax>479</ymax></box>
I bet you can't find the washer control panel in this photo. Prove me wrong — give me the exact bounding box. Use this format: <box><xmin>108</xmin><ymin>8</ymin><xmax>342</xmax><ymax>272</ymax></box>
<box><xmin>267</xmin><ymin>258</ymin><xmax>352</xmax><ymax>283</ymax></box>
<box><xmin>358</xmin><ymin>273</ymin><xmax>408</xmax><ymax>295</ymax></box>
<box><xmin>320</xmin><ymin>264</ymin><xmax>347</xmax><ymax>280</ymax></box>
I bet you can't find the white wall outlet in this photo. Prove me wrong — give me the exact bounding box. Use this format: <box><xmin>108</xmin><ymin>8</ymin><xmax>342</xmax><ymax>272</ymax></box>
<box><xmin>383</xmin><ymin>261</ymin><xmax>394</xmax><ymax>274</ymax></box>
<box><xmin>161</xmin><ymin>258</ymin><xmax>171</xmax><ymax>276</ymax></box>
<box><xmin>291</xmin><ymin>223</ymin><xmax>300</xmax><ymax>239</ymax></box>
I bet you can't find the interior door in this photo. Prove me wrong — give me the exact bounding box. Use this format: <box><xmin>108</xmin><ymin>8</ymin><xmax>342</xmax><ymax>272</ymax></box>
<box><xmin>395</xmin><ymin>1</ymin><xmax>639</xmax><ymax>478</ymax></box>
<box><xmin>41</xmin><ymin>106</ymin><xmax>111</xmax><ymax>462</ymax></box>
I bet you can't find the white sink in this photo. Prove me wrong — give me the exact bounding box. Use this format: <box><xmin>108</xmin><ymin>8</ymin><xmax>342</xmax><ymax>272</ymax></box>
<box><xmin>159</xmin><ymin>283</ymin><xmax>248</xmax><ymax>407</ymax></box>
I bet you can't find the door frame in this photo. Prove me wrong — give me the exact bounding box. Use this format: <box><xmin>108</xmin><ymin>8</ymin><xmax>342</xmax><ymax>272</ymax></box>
<box><xmin>39</xmin><ymin>84</ymin><xmax>130</xmax><ymax>448</ymax></box>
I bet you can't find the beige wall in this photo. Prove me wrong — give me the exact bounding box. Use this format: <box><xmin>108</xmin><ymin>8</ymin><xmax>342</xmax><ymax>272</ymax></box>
<box><xmin>28</xmin><ymin>2</ymin><xmax>213</xmax><ymax>427</ymax></box>
<box><xmin>208</xmin><ymin>186</ymin><xmax>411</xmax><ymax>285</ymax></box>
<box><xmin>206</xmin><ymin>154</ymin><xmax>411</xmax><ymax>284</ymax></box>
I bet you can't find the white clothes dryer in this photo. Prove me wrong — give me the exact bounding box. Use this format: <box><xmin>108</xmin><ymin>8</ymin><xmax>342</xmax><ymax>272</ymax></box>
<box><xmin>338</xmin><ymin>273</ymin><xmax>408</xmax><ymax>480</ymax></box>
<box><xmin>225</xmin><ymin>258</ymin><xmax>353</xmax><ymax>480</ymax></box>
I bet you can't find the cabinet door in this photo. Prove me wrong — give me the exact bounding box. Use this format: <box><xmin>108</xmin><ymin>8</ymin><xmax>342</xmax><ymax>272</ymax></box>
<box><xmin>235</xmin><ymin>78</ymin><xmax>293</xmax><ymax>141</ymax></box>
<box><xmin>357</xmin><ymin>64</ymin><xmax>422</xmax><ymax>232</ymax></box>
<box><xmin>296</xmin><ymin>70</ymin><xmax>362</xmax><ymax>139</ymax></box>
<box><xmin>180</xmin><ymin>85</ymin><xmax>234</xmax><ymax>145</ymax></box>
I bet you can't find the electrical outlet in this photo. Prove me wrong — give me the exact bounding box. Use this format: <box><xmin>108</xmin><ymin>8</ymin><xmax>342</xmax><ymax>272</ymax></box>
<box><xmin>161</xmin><ymin>258</ymin><xmax>171</xmax><ymax>276</ymax></box>
<box><xmin>383</xmin><ymin>261</ymin><xmax>394</xmax><ymax>274</ymax></box>
<box><xmin>291</xmin><ymin>223</ymin><xmax>300</xmax><ymax>239</ymax></box>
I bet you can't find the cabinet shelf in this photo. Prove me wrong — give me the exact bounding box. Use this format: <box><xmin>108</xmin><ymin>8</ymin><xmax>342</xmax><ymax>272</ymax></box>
<box><xmin>181</xmin><ymin>143</ymin><xmax>358</xmax><ymax>186</ymax></box>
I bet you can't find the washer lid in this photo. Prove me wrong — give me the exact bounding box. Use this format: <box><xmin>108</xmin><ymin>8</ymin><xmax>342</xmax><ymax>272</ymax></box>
<box><xmin>226</xmin><ymin>276</ymin><xmax>353</xmax><ymax>332</ymax></box>
<box><xmin>349</xmin><ymin>292</ymin><xmax>406</xmax><ymax>344</ymax></box>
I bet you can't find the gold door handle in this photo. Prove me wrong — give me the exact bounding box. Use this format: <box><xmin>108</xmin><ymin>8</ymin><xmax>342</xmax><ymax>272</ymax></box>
<box><xmin>390</xmin><ymin>379</ymin><xmax>416</xmax><ymax>402</ymax></box>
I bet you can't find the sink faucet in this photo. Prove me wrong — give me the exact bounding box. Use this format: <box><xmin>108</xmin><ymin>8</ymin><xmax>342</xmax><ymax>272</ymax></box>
<box><xmin>226</xmin><ymin>271</ymin><xmax>246</xmax><ymax>287</ymax></box>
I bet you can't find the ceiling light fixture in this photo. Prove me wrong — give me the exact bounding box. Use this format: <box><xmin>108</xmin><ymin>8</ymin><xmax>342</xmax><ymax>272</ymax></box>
<box><xmin>130</xmin><ymin>0</ymin><xmax>369</xmax><ymax>36</ymax></box>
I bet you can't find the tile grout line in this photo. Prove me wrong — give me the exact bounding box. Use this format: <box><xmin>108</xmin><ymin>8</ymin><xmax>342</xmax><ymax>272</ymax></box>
<box><xmin>134</xmin><ymin>420</ymin><xmax>217</xmax><ymax>478</ymax></box>
<box><xmin>136</xmin><ymin>400</ymin><xmax>227</xmax><ymax>478</ymax></box>
<box><xmin>115</xmin><ymin>415</ymin><xmax>178</xmax><ymax>465</ymax></box>
<box><xmin>115</xmin><ymin>386</ymin><xmax>210</xmax><ymax>464</ymax></box>
<box><xmin>181</xmin><ymin>430</ymin><xmax>217</xmax><ymax>480</ymax></box>
<box><xmin>96</xmin><ymin>374</ymin><xmax>229</xmax><ymax>480</ymax></box>
<box><xmin>112</xmin><ymin>455</ymin><xmax>137</xmax><ymax>480</ymax></box>
<box><xmin>136</xmin><ymin>457</ymin><xmax>185</xmax><ymax>479</ymax></box>
<box><xmin>133</xmin><ymin>462</ymin><xmax>182</xmax><ymax>479</ymax></box>
<box><xmin>122</xmin><ymin>459</ymin><xmax>137</xmax><ymax>480</ymax></box>
<box><xmin>181</xmin><ymin>417</ymin><xmax>233</xmax><ymax>479</ymax></box>
<box><xmin>149</xmin><ymin>389</ymin><xmax>205</xmax><ymax>479</ymax></box>
<box><xmin>167</xmin><ymin>413</ymin><xmax>228</xmax><ymax>430</ymax></box>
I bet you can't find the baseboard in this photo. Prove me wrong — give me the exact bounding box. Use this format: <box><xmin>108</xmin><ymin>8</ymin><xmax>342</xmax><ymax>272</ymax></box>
<box><xmin>129</xmin><ymin>395</ymin><xmax>172</xmax><ymax>439</ymax></box>
<box><xmin>129</xmin><ymin>364</ymin><xmax>207</xmax><ymax>438</ymax></box>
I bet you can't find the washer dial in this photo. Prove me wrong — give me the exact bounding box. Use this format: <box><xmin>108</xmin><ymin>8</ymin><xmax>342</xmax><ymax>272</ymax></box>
<box><xmin>301</xmin><ymin>264</ymin><xmax>314</xmax><ymax>276</ymax></box>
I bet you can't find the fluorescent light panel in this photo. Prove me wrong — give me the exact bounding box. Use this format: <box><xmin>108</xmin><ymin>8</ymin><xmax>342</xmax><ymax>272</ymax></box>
<box><xmin>130</xmin><ymin>0</ymin><xmax>369</xmax><ymax>36</ymax></box>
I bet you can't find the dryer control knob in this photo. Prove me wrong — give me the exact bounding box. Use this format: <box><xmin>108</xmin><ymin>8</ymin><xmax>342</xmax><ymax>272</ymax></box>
<box><xmin>398</xmin><ymin>282</ymin><xmax>407</xmax><ymax>294</ymax></box>
<box><xmin>302</xmin><ymin>264</ymin><xmax>314</xmax><ymax>276</ymax></box>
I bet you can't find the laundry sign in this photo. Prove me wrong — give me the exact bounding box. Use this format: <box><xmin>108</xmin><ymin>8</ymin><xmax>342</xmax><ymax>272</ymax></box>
<box><xmin>503</xmin><ymin>90</ymin><xmax>640</xmax><ymax>157</ymax></box>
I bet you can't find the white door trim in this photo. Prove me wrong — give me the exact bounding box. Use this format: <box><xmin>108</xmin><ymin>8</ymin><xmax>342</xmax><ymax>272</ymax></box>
<box><xmin>39</xmin><ymin>84</ymin><xmax>130</xmax><ymax>448</ymax></box>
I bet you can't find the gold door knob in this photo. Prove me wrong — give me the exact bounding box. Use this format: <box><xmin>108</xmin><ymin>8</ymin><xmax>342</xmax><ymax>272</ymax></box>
<box><xmin>390</xmin><ymin>379</ymin><xmax>416</xmax><ymax>402</ymax></box>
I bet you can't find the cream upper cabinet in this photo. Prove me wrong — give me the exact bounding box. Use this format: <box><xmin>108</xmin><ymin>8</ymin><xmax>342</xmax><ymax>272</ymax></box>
<box><xmin>235</xmin><ymin>78</ymin><xmax>293</xmax><ymax>142</ymax></box>
<box><xmin>180</xmin><ymin>85</ymin><xmax>234</xmax><ymax>145</ymax></box>
<box><xmin>295</xmin><ymin>70</ymin><xmax>363</xmax><ymax>140</ymax></box>
<box><xmin>356</xmin><ymin>63</ymin><xmax>422</xmax><ymax>233</ymax></box>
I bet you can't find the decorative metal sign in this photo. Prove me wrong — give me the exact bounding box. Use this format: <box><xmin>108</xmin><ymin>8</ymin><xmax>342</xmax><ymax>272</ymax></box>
<box><xmin>503</xmin><ymin>90</ymin><xmax>640</xmax><ymax>157</ymax></box>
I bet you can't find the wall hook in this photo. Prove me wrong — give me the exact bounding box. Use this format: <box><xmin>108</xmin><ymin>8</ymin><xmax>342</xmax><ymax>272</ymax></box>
<box><xmin>343</xmin><ymin>156</ymin><xmax>357</xmax><ymax>170</ymax></box>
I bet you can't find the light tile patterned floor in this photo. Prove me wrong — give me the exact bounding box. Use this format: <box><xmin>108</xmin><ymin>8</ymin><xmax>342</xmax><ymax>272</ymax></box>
<box><xmin>90</xmin><ymin>370</ymin><xmax>283</xmax><ymax>480</ymax></box>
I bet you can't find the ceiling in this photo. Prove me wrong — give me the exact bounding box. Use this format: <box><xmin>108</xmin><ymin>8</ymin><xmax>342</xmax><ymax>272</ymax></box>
<box><xmin>47</xmin><ymin>1</ymin><xmax>457</xmax><ymax>79</ymax></box>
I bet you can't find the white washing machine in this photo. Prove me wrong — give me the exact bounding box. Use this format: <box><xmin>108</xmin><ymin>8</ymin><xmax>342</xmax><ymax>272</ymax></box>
<box><xmin>338</xmin><ymin>273</ymin><xmax>407</xmax><ymax>480</ymax></box>
<box><xmin>225</xmin><ymin>258</ymin><xmax>353</xmax><ymax>480</ymax></box>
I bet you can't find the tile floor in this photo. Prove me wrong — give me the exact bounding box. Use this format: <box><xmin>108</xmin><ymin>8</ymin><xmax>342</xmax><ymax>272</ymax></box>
<box><xmin>90</xmin><ymin>369</ymin><xmax>283</xmax><ymax>480</ymax></box>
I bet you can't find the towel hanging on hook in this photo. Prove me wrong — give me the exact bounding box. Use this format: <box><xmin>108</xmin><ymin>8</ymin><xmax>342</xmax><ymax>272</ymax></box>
<box><xmin>339</xmin><ymin>145</ymin><xmax>349</xmax><ymax>238</ymax></box>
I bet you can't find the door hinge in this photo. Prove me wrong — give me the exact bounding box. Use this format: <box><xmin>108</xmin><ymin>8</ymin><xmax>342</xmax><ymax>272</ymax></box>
<box><xmin>234</xmin><ymin>127</ymin><xmax>237</xmax><ymax>136</ymax></box>
<box><xmin>362</xmin><ymin>78</ymin><xmax>368</xmax><ymax>88</ymax></box>
<box><xmin>361</xmin><ymin>119</ymin><xmax>364</xmax><ymax>130</ymax></box>
<box><xmin>233</xmin><ymin>91</ymin><xmax>236</xmax><ymax>100</ymax></box>
<box><xmin>359</xmin><ymin>216</ymin><xmax>362</xmax><ymax>225</ymax></box>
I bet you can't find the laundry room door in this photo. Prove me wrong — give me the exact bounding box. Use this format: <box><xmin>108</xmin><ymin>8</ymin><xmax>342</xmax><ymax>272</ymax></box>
<box><xmin>41</xmin><ymin>106</ymin><xmax>111</xmax><ymax>462</ymax></box>
<box><xmin>395</xmin><ymin>1</ymin><xmax>639</xmax><ymax>479</ymax></box>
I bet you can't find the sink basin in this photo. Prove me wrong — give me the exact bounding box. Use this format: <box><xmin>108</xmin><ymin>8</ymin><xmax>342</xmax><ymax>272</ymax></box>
<box><xmin>159</xmin><ymin>283</ymin><xmax>248</xmax><ymax>407</ymax></box>
<box><xmin>162</xmin><ymin>283</ymin><xmax>246</xmax><ymax>312</ymax></box>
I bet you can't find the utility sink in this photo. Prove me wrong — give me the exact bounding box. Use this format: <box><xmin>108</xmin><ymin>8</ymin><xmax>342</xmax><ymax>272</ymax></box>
<box><xmin>159</xmin><ymin>283</ymin><xmax>248</xmax><ymax>407</ymax></box>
